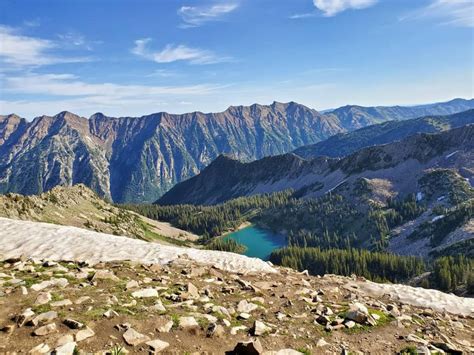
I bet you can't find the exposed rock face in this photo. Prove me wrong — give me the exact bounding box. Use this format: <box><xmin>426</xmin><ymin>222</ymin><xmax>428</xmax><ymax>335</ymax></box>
<box><xmin>158</xmin><ymin>124</ymin><xmax>474</xmax><ymax>205</ymax></box>
<box><xmin>0</xmin><ymin>103</ymin><xmax>342</xmax><ymax>203</ymax></box>
<box><xmin>2</xmin><ymin>99</ymin><xmax>472</xmax><ymax>203</ymax></box>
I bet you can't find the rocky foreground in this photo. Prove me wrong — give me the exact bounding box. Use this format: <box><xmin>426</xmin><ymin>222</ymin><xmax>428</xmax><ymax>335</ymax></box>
<box><xmin>0</xmin><ymin>257</ymin><xmax>472</xmax><ymax>354</ymax></box>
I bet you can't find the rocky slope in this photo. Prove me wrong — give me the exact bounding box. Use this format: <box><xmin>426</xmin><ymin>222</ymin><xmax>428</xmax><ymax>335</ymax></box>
<box><xmin>0</xmin><ymin>251</ymin><xmax>472</xmax><ymax>353</ymax></box>
<box><xmin>0</xmin><ymin>184</ymin><xmax>197</xmax><ymax>245</ymax></box>
<box><xmin>158</xmin><ymin>124</ymin><xmax>474</xmax><ymax>206</ymax></box>
<box><xmin>1</xmin><ymin>99</ymin><xmax>473</xmax><ymax>203</ymax></box>
<box><xmin>294</xmin><ymin>109</ymin><xmax>474</xmax><ymax>159</ymax></box>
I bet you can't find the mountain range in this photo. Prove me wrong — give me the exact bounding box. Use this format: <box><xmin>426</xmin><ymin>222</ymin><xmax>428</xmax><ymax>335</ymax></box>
<box><xmin>1</xmin><ymin>98</ymin><xmax>473</xmax><ymax>203</ymax></box>
<box><xmin>159</xmin><ymin>110</ymin><xmax>474</xmax><ymax>205</ymax></box>
<box><xmin>158</xmin><ymin>123</ymin><xmax>474</xmax><ymax>258</ymax></box>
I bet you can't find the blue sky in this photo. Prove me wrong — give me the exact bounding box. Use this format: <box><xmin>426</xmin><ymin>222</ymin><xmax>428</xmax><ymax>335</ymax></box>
<box><xmin>0</xmin><ymin>0</ymin><xmax>473</xmax><ymax>118</ymax></box>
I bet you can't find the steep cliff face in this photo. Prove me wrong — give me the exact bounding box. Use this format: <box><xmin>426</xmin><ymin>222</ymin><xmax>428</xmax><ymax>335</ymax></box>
<box><xmin>0</xmin><ymin>112</ymin><xmax>110</xmax><ymax>198</ymax></box>
<box><xmin>0</xmin><ymin>102</ymin><xmax>343</xmax><ymax>202</ymax></box>
<box><xmin>159</xmin><ymin>124</ymin><xmax>474</xmax><ymax>205</ymax></box>
<box><xmin>1</xmin><ymin>99</ymin><xmax>473</xmax><ymax>203</ymax></box>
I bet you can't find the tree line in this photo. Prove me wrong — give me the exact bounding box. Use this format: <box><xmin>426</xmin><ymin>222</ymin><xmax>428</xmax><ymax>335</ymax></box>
<box><xmin>270</xmin><ymin>247</ymin><xmax>473</xmax><ymax>295</ymax></box>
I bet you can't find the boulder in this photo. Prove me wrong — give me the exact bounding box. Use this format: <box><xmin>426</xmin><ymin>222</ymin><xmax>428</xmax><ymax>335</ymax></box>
<box><xmin>179</xmin><ymin>316</ymin><xmax>199</xmax><ymax>329</ymax></box>
<box><xmin>34</xmin><ymin>292</ymin><xmax>52</xmax><ymax>305</ymax></box>
<box><xmin>132</xmin><ymin>288</ymin><xmax>158</xmax><ymax>298</ymax></box>
<box><xmin>54</xmin><ymin>342</ymin><xmax>76</xmax><ymax>355</ymax></box>
<box><xmin>34</xmin><ymin>323</ymin><xmax>57</xmax><ymax>336</ymax></box>
<box><xmin>232</xmin><ymin>339</ymin><xmax>264</xmax><ymax>355</ymax></box>
<box><xmin>126</xmin><ymin>280</ymin><xmax>139</xmax><ymax>290</ymax></box>
<box><xmin>123</xmin><ymin>328</ymin><xmax>151</xmax><ymax>346</ymax></box>
<box><xmin>30</xmin><ymin>311</ymin><xmax>58</xmax><ymax>326</ymax></box>
<box><xmin>237</xmin><ymin>300</ymin><xmax>259</xmax><ymax>313</ymax></box>
<box><xmin>75</xmin><ymin>326</ymin><xmax>95</xmax><ymax>342</ymax></box>
<box><xmin>146</xmin><ymin>339</ymin><xmax>170</xmax><ymax>352</ymax></box>
<box><xmin>251</xmin><ymin>320</ymin><xmax>271</xmax><ymax>336</ymax></box>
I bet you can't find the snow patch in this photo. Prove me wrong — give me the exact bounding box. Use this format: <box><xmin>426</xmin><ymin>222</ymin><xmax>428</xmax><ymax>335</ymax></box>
<box><xmin>431</xmin><ymin>215</ymin><xmax>445</xmax><ymax>223</ymax></box>
<box><xmin>445</xmin><ymin>150</ymin><xmax>459</xmax><ymax>159</ymax></box>
<box><xmin>0</xmin><ymin>218</ymin><xmax>276</xmax><ymax>274</ymax></box>
<box><xmin>353</xmin><ymin>280</ymin><xmax>474</xmax><ymax>317</ymax></box>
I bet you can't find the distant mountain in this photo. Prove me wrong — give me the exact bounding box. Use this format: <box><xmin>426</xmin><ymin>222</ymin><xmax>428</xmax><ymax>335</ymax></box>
<box><xmin>1</xmin><ymin>98</ymin><xmax>472</xmax><ymax>203</ymax></box>
<box><xmin>294</xmin><ymin>109</ymin><xmax>474</xmax><ymax>159</ymax></box>
<box><xmin>325</xmin><ymin>98</ymin><xmax>474</xmax><ymax>129</ymax></box>
<box><xmin>158</xmin><ymin>124</ymin><xmax>474</xmax><ymax>205</ymax></box>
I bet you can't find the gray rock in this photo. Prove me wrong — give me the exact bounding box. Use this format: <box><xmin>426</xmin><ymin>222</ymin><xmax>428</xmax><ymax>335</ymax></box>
<box><xmin>34</xmin><ymin>292</ymin><xmax>52</xmax><ymax>305</ymax></box>
<box><xmin>251</xmin><ymin>320</ymin><xmax>271</xmax><ymax>336</ymax></box>
<box><xmin>146</xmin><ymin>338</ymin><xmax>170</xmax><ymax>352</ymax></box>
<box><xmin>30</xmin><ymin>311</ymin><xmax>58</xmax><ymax>326</ymax></box>
<box><xmin>179</xmin><ymin>316</ymin><xmax>199</xmax><ymax>329</ymax></box>
<box><xmin>126</xmin><ymin>280</ymin><xmax>139</xmax><ymax>290</ymax></box>
<box><xmin>34</xmin><ymin>323</ymin><xmax>57</xmax><ymax>336</ymax></box>
<box><xmin>75</xmin><ymin>326</ymin><xmax>95</xmax><ymax>342</ymax></box>
<box><xmin>345</xmin><ymin>320</ymin><xmax>356</xmax><ymax>329</ymax></box>
<box><xmin>54</xmin><ymin>342</ymin><xmax>76</xmax><ymax>355</ymax></box>
<box><xmin>123</xmin><ymin>327</ymin><xmax>151</xmax><ymax>346</ymax></box>
<box><xmin>132</xmin><ymin>288</ymin><xmax>158</xmax><ymax>298</ymax></box>
<box><xmin>103</xmin><ymin>309</ymin><xmax>119</xmax><ymax>318</ymax></box>
<box><xmin>237</xmin><ymin>300</ymin><xmax>259</xmax><ymax>313</ymax></box>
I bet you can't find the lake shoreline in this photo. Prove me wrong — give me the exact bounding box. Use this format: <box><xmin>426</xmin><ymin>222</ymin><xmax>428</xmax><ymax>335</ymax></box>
<box><xmin>218</xmin><ymin>221</ymin><xmax>253</xmax><ymax>238</ymax></box>
<box><xmin>224</xmin><ymin>225</ymin><xmax>288</xmax><ymax>260</ymax></box>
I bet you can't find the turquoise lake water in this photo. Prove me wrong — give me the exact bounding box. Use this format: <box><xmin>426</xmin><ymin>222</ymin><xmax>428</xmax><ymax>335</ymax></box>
<box><xmin>224</xmin><ymin>225</ymin><xmax>287</xmax><ymax>260</ymax></box>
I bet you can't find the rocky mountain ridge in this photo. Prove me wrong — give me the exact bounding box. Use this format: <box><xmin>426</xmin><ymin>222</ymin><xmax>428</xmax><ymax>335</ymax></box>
<box><xmin>0</xmin><ymin>184</ymin><xmax>197</xmax><ymax>245</ymax></box>
<box><xmin>1</xmin><ymin>98</ymin><xmax>473</xmax><ymax>203</ymax></box>
<box><xmin>158</xmin><ymin>124</ymin><xmax>474</xmax><ymax>205</ymax></box>
<box><xmin>294</xmin><ymin>109</ymin><xmax>474</xmax><ymax>159</ymax></box>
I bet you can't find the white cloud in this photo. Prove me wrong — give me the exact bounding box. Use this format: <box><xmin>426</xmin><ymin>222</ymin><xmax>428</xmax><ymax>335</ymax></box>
<box><xmin>132</xmin><ymin>38</ymin><xmax>229</xmax><ymax>64</ymax></box>
<box><xmin>146</xmin><ymin>69</ymin><xmax>179</xmax><ymax>78</ymax></box>
<box><xmin>401</xmin><ymin>0</ymin><xmax>474</xmax><ymax>27</ymax></box>
<box><xmin>3</xmin><ymin>73</ymin><xmax>225</xmax><ymax>97</ymax></box>
<box><xmin>312</xmin><ymin>0</ymin><xmax>377</xmax><ymax>17</ymax></box>
<box><xmin>0</xmin><ymin>72</ymin><xmax>229</xmax><ymax>117</ymax></box>
<box><xmin>0</xmin><ymin>25</ymin><xmax>92</xmax><ymax>69</ymax></box>
<box><xmin>178</xmin><ymin>2</ymin><xmax>238</xmax><ymax>27</ymax></box>
<box><xmin>289</xmin><ymin>13</ymin><xmax>317</xmax><ymax>19</ymax></box>
<box><xmin>57</xmin><ymin>32</ymin><xmax>101</xmax><ymax>51</ymax></box>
